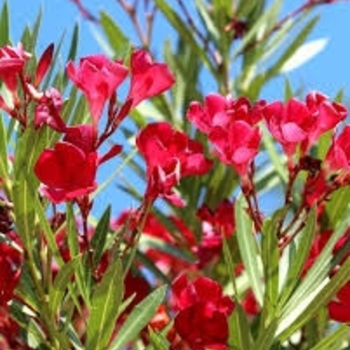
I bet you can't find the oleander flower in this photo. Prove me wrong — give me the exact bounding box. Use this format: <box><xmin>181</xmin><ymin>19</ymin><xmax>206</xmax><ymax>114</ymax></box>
<box><xmin>172</xmin><ymin>274</ymin><xmax>235</xmax><ymax>350</ymax></box>
<box><xmin>136</xmin><ymin>122</ymin><xmax>212</xmax><ymax>205</ymax></box>
<box><xmin>34</xmin><ymin>141</ymin><xmax>98</xmax><ymax>203</ymax></box>
<box><xmin>127</xmin><ymin>49</ymin><xmax>175</xmax><ymax>108</ymax></box>
<box><xmin>67</xmin><ymin>54</ymin><xmax>128</xmax><ymax>123</ymax></box>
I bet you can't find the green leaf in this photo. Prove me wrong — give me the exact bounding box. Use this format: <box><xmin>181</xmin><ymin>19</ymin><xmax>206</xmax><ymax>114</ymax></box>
<box><xmin>108</xmin><ymin>285</ymin><xmax>167</xmax><ymax>350</ymax></box>
<box><xmin>67</xmin><ymin>23</ymin><xmax>79</xmax><ymax>61</ymax></box>
<box><xmin>229</xmin><ymin>303</ymin><xmax>253</xmax><ymax>350</ymax></box>
<box><xmin>278</xmin><ymin>207</ymin><xmax>316</xmax><ymax>307</ymax></box>
<box><xmin>100</xmin><ymin>11</ymin><xmax>129</xmax><ymax>57</ymax></box>
<box><xmin>232</xmin><ymin>0</ymin><xmax>282</xmax><ymax>59</ymax></box>
<box><xmin>261</xmin><ymin>211</ymin><xmax>280</xmax><ymax>318</ymax></box>
<box><xmin>90</xmin><ymin>205</ymin><xmax>111</xmax><ymax>267</ymax></box>
<box><xmin>309</xmin><ymin>324</ymin><xmax>350</xmax><ymax>350</ymax></box>
<box><xmin>325</xmin><ymin>186</ymin><xmax>350</xmax><ymax>228</ymax></box>
<box><xmin>267</xmin><ymin>16</ymin><xmax>319</xmax><ymax>77</ymax></box>
<box><xmin>278</xmin><ymin>257</ymin><xmax>350</xmax><ymax>341</ymax></box>
<box><xmin>194</xmin><ymin>0</ymin><xmax>219</xmax><ymax>41</ymax></box>
<box><xmin>152</xmin><ymin>0</ymin><xmax>216</xmax><ymax>75</ymax></box>
<box><xmin>148</xmin><ymin>328</ymin><xmax>169</xmax><ymax>350</ymax></box>
<box><xmin>277</xmin><ymin>211</ymin><xmax>350</xmax><ymax>338</ymax></box>
<box><xmin>49</xmin><ymin>257</ymin><xmax>81</xmax><ymax>315</ymax></box>
<box><xmin>0</xmin><ymin>1</ymin><xmax>9</xmax><ymax>46</ymax></box>
<box><xmin>86</xmin><ymin>258</ymin><xmax>124</xmax><ymax>350</ymax></box>
<box><xmin>66</xmin><ymin>203</ymin><xmax>91</xmax><ymax>306</ymax></box>
<box><xmin>12</xmin><ymin>174</ymin><xmax>35</xmax><ymax>251</ymax></box>
<box><xmin>235</xmin><ymin>196</ymin><xmax>263</xmax><ymax>306</ymax></box>
<box><xmin>0</xmin><ymin>114</ymin><xmax>9</xmax><ymax>180</ymax></box>
<box><xmin>253</xmin><ymin>319</ymin><xmax>278</xmax><ymax>350</ymax></box>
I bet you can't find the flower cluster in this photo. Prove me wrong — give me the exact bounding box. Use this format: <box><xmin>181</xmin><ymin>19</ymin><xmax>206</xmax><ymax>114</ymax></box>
<box><xmin>1</xmin><ymin>32</ymin><xmax>350</xmax><ymax>349</ymax></box>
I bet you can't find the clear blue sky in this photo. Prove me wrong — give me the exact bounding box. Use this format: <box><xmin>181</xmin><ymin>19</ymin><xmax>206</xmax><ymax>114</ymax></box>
<box><xmin>2</xmin><ymin>0</ymin><xmax>350</xmax><ymax>216</ymax></box>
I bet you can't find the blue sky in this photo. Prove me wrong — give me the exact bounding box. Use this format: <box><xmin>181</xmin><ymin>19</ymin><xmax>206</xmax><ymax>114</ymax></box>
<box><xmin>5</xmin><ymin>0</ymin><xmax>350</xmax><ymax>99</ymax></box>
<box><xmin>3</xmin><ymin>0</ymin><xmax>350</xmax><ymax>216</ymax></box>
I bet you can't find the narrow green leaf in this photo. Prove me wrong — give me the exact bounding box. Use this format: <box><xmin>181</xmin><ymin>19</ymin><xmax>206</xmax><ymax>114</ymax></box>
<box><xmin>235</xmin><ymin>196</ymin><xmax>263</xmax><ymax>306</ymax></box>
<box><xmin>325</xmin><ymin>186</ymin><xmax>350</xmax><ymax>228</ymax></box>
<box><xmin>267</xmin><ymin>16</ymin><xmax>319</xmax><ymax>77</ymax></box>
<box><xmin>229</xmin><ymin>303</ymin><xmax>253</xmax><ymax>350</ymax></box>
<box><xmin>284</xmin><ymin>77</ymin><xmax>294</xmax><ymax>101</ymax></box>
<box><xmin>277</xmin><ymin>212</ymin><xmax>350</xmax><ymax>337</ymax></box>
<box><xmin>148</xmin><ymin>328</ymin><xmax>169</xmax><ymax>350</ymax></box>
<box><xmin>12</xmin><ymin>174</ymin><xmax>35</xmax><ymax>251</ymax></box>
<box><xmin>309</xmin><ymin>324</ymin><xmax>350</xmax><ymax>350</ymax></box>
<box><xmin>67</xmin><ymin>23</ymin><xmax>79</xmax><ymax>61</ymax></box>
<box><xmin>194</xmin><ymin>0</ymin><xmax>219</xmax><ymax>41</ymax></box>
<box><xmin>253</xmin><ymin>319</ymin><xmax>278</xmax><ymax>350</ymax></box>
<box><xmin>0</xmin><ymin>1</ymin><xmax>9</xmax><ymax>46</ymax></box>
<box><xmin>0</xmin><ymin>114</ymin><xmax>8</xmax><ymax>179</ymax></box>
<box><xmin>261</xmin><ymin>211</ymin><xmax>280</xmax><ymax>318</ymax></box>
<box><xmin>232</xmin><ymin>0</ymin><xmax>282</xmax><ymax>59</ymax></box>
<box><xmin>100</xmin><ymin>11</ymin><xmax>129</xmax><ymax>57</ymax></box>
<box><xmin>278</xmin><ymin>257</ymin><xmax>350</xmax><ymax>340</ymax></box>
<box><xmin>66</xmin><ymin>203</ymin><xmax>91</xmax><ymax>306</ymax></box>
<box><xmin>87</xmin><ymin>258</ymin><xmax>124</xmax><ymax>350</ymax></box>
<box><xmin>49</xmin><ymin>257</ymin><xmax>81</xmax><ymax>315</ymax></box>
<box><xmin>108</xmin><ymin>285</ymin><xmax>167</xmax><ymax>350</ymax></box>
<box><xmin>278</xmin><ymin>207</ymin><xmax>316</xmax><ymax>307</ymax></box>
<box><xmin>90</xmin><ymin>205</ymin><xmax>111</xmax><ymax>267</ymax></box>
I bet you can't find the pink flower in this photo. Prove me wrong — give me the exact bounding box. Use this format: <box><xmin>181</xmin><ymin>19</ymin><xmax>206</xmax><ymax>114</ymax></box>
<box><xmin>326</xmin><ymin>126</ymin><xmax>350</xmax><ymax>171</ymax></box>
<box><xmin>127</xmin><ymin>50</ymin><xmax>175</xmax><ymax>108</ymax></box>
<box><xmin>263</xmin><ymin>93</ymin><xmax>347</xmax><ymax>157</ymax></box>
<box><xmin>0</xmin><ymin>43</ymin><xmax>31</xmax><ymax>92</ymax></box>
<box><xmin>172</xmin><ymin>274</ymin><xmax>235</xmax><ymax>350</ymax></box>
<box><xmin>187</xmin><ymin>94</ymin><xmax>262</xmax><ymax>176</ymax></box>
<box><xmin>67</xmin><ymin>54</ymin><xmax>128</xmax><ymax>123</ymax></box>
<box><xmin>136</xmin><ymin>122</ymin><xmax>212</xmax><ymax>205</ymax></box>
<box><xmin>34</xmin><ymin>141</ymin><xmax>98</xmax><ymax>203</ymax></box>
<box><xmin>34</xmin><ymin>88</ymin><xmax>66</xmax><ymax>132</ymax></box>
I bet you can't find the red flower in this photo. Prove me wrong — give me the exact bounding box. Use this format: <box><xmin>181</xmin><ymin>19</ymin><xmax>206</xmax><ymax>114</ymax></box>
<box><xmin>326</xmin><ymin>125</ymin><xmax>350</xmax><ymax>171</ymax></box>
<box><xmin>195</xmin><ymin>200</ymin><xmax>236</xmax><ymax>267</ymax></box>
<box><xmin>172</xmin><ymin>274</ymin><xmax>235</xmax><ymax>350</ymax></box>
<box><xmin>263</xmin><ymin>93</ymin><xmax>346</xmax><ymax>157</ymax></box>
<box><xmin>67</xmin><ymin>54</ymin><xmax>128</xmax><ymax>123</ymax></box>
<box><xmin>127</xmin><ymin>50</ymin><xmax>175</xmax><ymax>108</ymax></box>
<box><xmin>0</xmin><ymin>243</ymin><xmax>21</xmax><ymax>308</ymax></box>
<box><xmin>328</xmin><ymin>281</ymin><xmax>350</xmax><ymax>323</ymax></box>
<box><xmin>0</xmin><ymin>43</ymin><xmax>31</xmax><ymax>92</ymax></box>
<box><xmin>34</xmin><ymin>141</ymin><xmax>98</xmax><ymax>203</ymax></box>
<box><xmin>187</xmin><ymin>94</ymin><xmax>262</xmax><ymax>176</ymax></box>
<box><xmin>136</xmin><ymin>122</ymin><xmax>212</xmax><ymax>205</ymax></box>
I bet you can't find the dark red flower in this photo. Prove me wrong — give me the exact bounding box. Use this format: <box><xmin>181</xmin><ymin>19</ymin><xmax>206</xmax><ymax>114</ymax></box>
<box><xmin>67</xmin><ymin>54</ymin><xmax>128</xmax><ymax>123</ymax></box>
<box><xmin>34</xmin><ymin>141</ymin><xmax>98</xmax><ymax>203</ymax></box>
<box><xmin>172</xmin><ymin>274</ymin><xmax>234</xmax><ymax>350</ymax></box>
<box><xmin>0</xmin><ymin>243</ymin><xmax>21</xmax><ymax>308</ymax></box>
<box><xmin>328</xmin><ymin>281</ymin><xmax>350</xmax><ymax>322</ymax></box>
<box><xmin>127</xmin><ymin>50</ymin><xmax>175</xmax><ymax>108</ymax></box>
<box><xmin>34</xmin><ymin>43</ymin><xmax>54</xmax><ymax>87</ymax></box>
<box><xmin>0</xmin><ymin>43</ymin><xmax>31</xmax><ymax>92</ymax></box>
<box><xmin>136</xmin><ymin>122</ymin><xmax>212</xmax><ymax>205</ymax></box>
